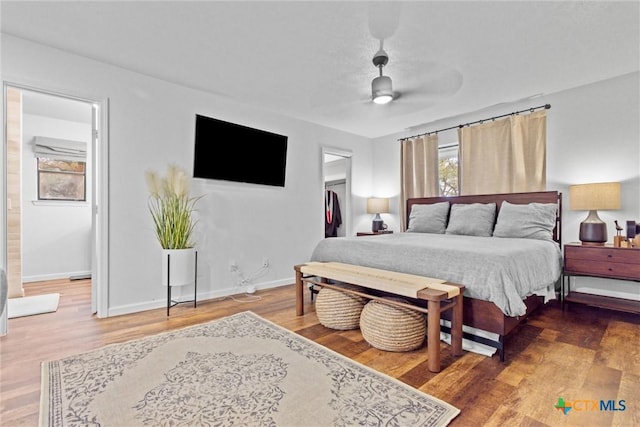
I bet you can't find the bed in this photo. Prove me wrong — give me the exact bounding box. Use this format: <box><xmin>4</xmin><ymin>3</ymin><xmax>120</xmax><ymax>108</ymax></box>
<box><xmin>309</xmin><ymin>191</ymin><xmax>563</xmax><ymax>361</ymax></box>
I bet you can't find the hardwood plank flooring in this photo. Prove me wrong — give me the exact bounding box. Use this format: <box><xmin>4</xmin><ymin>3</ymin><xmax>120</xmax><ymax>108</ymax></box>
<box><xmin>1</xmin><ymin>279</ymin><xmax>638</xmax><ymax>426</ymax></box>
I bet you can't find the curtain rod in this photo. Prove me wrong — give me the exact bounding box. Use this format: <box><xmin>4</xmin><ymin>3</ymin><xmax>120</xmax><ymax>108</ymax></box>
<box><xmin>398</xmin><ymin>103</ymin><xmax>551</xmax><ymax>141</ymax></box>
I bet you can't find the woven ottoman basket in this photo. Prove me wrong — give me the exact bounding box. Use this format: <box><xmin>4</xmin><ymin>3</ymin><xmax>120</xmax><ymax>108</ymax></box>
<box><xmin>315</xmin><ymin>286</ymin><xmax>368</xmax><ymax>330</ymax></box>
<box><xmin>360</xmin><ymin>298</ymin><xmax>427</xmax><ymax>352</ymax></box>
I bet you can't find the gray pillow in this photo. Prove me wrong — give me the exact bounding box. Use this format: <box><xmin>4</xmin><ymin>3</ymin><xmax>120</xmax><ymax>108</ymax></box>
<box><xmin>445</xmin><ymin>203</ymin><xmax>496</xmax><ymax>237</ymax></box>
<box><xmin>407</xmin><ymin>202</ymin><xmax>450</xmax><ymax>234</ymax></box>
<box><xmin>493</xmin><ymin>201</ymin><xmax>558</xmax><ymax>240</ymax></box>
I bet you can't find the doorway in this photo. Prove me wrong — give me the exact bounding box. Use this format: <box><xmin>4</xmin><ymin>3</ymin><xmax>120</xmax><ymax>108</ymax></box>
<box><xmin>1</xmin><ymin>84</ymin><xmax>108</xmax><ymax>334</ymax></box>
<box><xmin>322</xmin><ymin>148</ymin><xmax>352</xmax><ymax>238</ymax></box>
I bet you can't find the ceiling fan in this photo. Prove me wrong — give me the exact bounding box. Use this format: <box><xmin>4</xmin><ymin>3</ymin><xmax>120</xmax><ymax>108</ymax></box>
<box><xmin>371</xmin><ymin>40</ymin><xmax>394</xmax><ymax>105</ymax></box>
<box><xmin>362</xmin><ymin>2</ymin><xmax>463</xmax><ymax>110</ymax></box>
<box><xmin>367</xmin><ymin>38</ymin><xmax>463</xmax><ymax>110</ymax></box>
<box><xmin>311</xmin><ymin>3</ymin><xmax>462</xmax><ymax>117</ymax></box>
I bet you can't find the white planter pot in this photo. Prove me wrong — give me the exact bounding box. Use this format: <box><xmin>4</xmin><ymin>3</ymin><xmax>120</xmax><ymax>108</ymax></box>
<box><xmin>161</xmin><ymin>248</ymin><xmax>196</xmax><ymax>287</ymax></box>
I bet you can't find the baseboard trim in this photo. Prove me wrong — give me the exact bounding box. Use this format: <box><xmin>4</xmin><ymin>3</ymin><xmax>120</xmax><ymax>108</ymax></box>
<box><xmin>107</xmin><ymin>277</ymin><xmax>294</xmax><ymax>317</ymax></box>
<box><xmin>23</xmin><ymin>271</ymin><xmax>92</xmax><ymax>283</ymax></box>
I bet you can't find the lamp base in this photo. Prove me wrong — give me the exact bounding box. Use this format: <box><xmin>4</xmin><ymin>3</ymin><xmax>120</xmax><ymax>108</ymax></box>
<box><xmin>372</xmin><ymin>218</ymin><xmax>384</xmax><ymax>232</ymax></box>
<box><xmin>579</xmin><ymin>211</ymin><xmax>607</xmax><ymax>245</ymax></box>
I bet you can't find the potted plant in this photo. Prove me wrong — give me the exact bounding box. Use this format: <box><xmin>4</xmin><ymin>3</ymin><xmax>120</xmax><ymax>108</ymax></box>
<box><xmin>145</xmin><ymin>164</ymin><xmax>202</xmax><ymax>287</ymax></box>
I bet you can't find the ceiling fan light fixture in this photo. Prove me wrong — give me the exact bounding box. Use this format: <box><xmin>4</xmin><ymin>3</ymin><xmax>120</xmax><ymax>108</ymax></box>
<box><xmin>373</xmin><ymin>94</ymin><xmax>393</xmax><ymax>105</ymax></box>
<box><xmin>372</xmin><ymin>75</ymin><xmax>393</xmax><ymax>104</ymax></box>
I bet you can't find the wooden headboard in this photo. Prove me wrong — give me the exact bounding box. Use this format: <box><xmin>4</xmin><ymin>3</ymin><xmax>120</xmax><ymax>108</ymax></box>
<box><xmin>406</xmin><ymin>191</ymin><xmax>563</xmax><ymax>243</ymax></box>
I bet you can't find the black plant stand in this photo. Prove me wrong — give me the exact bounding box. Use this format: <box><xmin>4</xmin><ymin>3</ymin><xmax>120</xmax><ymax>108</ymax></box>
<box><xmin>166</xmin><ymin>251</ymin><xmax>198</xmax><ymax>316</ymax></box>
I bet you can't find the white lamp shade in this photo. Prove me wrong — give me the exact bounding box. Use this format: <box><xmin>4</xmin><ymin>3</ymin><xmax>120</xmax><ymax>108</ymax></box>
<box><xmin>367</xmin><ymin>197</ymin><xmax>389</xmax><ymax>214</ymax></box>
<box><xmin>569</xmin><ymin>182</ymin><xmax>621</xmax><ymax>211</ymax></box>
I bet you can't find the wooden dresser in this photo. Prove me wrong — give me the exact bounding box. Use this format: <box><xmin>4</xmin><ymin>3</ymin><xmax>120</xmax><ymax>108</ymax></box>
<box><xmin>356</xmin><ymin>231</ymin><xmax>394</xmax><ymax>236</ymax></box>
<box><xmin>562</xmin><ymin>243</ymin><xmax>640</xmax><ymax>314</ymax></box>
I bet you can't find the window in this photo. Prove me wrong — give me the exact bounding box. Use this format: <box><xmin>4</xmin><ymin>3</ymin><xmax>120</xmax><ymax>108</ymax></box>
<box><xmin>438</xmin><ymin>143</ymin><xmax>459</xmax><ymax>196</ymax></box>
<box><xmin>37</xmin><ymin>158</ymin><xmax>86</xmax><ymax>201</ymax></box>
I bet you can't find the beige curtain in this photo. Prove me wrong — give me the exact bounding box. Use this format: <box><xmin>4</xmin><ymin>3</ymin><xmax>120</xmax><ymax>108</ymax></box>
<box><xmin>458</xmin><ymin>110</ymin><xmax>546</xmax><ymax>195</ymax></box>
<box><xmin>400</xmin><ymin>134</ymin><xmax>438</xmax><ymax>230</ymax></box>
<box><xmin>511</xmin><ymin>110</ymin><xmax>547</xmax><ymax>191</ymax></box>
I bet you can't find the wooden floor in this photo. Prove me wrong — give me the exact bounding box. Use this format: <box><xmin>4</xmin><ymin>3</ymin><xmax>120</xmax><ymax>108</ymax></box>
<box><xmin>1</xmin><ymin>279</ymin><xmax>638</xmax><ymax>426</ymax></box>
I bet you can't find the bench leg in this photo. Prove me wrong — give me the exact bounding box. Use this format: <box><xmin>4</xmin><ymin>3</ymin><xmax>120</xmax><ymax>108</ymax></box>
<box><xmin>451</xmin><ymin>294</ymin><xmax>463</xmax><ymax>357</ymax></box>
<box><xmin>427</xmin><ymin>300</ymin><xmax>441</xmax><ymax>373</ymax></box>
<box><xmin>295</xmin><ymin>268</ymin><xmax>304</xmax><ymax>316</ymax></box>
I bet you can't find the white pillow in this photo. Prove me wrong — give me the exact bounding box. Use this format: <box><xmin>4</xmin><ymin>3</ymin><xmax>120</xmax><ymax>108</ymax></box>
<box><xmin>407</xmin><ymin>202</ymin><xmax>450</xmax><ymax>234</ymax></box>
<box><xmin>493</xmin><ymin>201</ymin><xmax>557</xmax><ymax>240</ymax></box>
<box><xmin>445</xmin><ymin>203</ymin><xmax>496</xmax><ymax>237</ymax></box>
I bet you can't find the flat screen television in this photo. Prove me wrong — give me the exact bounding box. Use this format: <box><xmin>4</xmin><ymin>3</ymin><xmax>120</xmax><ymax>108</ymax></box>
<box><xmin>193</xmin><ymin>114</ymin><xmax>288</xmax><ymax>187</ymax></box>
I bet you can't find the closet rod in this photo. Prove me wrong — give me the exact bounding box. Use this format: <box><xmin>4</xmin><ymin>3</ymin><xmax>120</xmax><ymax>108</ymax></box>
<box><xmin>325</xmin><ymin>179</ymin><xmax>346</xmax><ymax>186</ymax></box>
<box><xmin>398</xmin><ymin>103</ymin><xmax>550</xmax><ymax>141</ymax></box>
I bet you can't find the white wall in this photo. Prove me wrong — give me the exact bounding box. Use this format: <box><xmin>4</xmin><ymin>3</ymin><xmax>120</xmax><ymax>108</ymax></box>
<box><xmin>2</xmin><ymin>35</ymin><xmax>373</xmax><ymax>315</ymax></box>
<box><xmin>372</xmin><ymin>72</ymin><xmax>640</xmax><ymax>299</ymax></box>
<box><xmin>21</xmin><ymin>114</ymin><xmax>92</xmax><ymax>282</ymax></box>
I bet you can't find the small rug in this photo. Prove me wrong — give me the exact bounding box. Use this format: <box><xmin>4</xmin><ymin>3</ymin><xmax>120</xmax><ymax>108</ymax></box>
<box><xmin>8</xmin><ymin>293</ymin><xmax>60</xmax><ymax>319</ymax></box>
<box><xmin>40</xmin><ymin>311</ymin><xmax>460</xmax><ymax>427</ymax></box>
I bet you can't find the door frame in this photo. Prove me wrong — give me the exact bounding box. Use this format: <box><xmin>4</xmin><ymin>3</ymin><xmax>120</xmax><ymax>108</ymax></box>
<box><xmin>322</xmin><ymin>146</ymin><xmax>352</xmax><ymax>237</ymax></box>
<box><xmin>1</xmin><ymin>82</ymin><xmax>110</xmax><ymax>329</ymax></box>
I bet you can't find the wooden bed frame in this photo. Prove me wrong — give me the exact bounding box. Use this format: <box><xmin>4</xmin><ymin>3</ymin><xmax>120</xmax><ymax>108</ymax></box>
<box><xmin>406</xmin><ymin>190</ymin><xmax>562</xmax><ymax>361</ymax></box>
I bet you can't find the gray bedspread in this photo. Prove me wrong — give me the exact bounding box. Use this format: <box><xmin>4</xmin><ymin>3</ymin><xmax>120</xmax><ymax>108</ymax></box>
<box><xmin>310</xmin><ymin>233</ymin><xmax>562</xmax><ymax>317</ymax></box>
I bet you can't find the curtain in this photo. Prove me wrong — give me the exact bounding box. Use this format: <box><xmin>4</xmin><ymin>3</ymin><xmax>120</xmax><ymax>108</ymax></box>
<box><xmin>511</xmin><ymin>110</ymin><xmax>547</xmax><ymax>191</ymax></box>
<box><xmin>33</xmin><ymin>136</ymin><xmax>87</xmax><ymax>161</ymax></box>
<box><xmin>400</xmin><ymin>134</ymin><xmax>438</xmax><ymax>230</ymax></box>
<box><xmin>458</xmin><ymin>110</ymin><xmax>546</xmax><ymax>195</ymax></box>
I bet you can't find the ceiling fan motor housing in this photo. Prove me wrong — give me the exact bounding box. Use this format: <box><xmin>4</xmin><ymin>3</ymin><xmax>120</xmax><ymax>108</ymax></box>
<box><xmin>372</xmin><ymin>48</ymin><xmax>389</xmax><ymax>68</ymax></box>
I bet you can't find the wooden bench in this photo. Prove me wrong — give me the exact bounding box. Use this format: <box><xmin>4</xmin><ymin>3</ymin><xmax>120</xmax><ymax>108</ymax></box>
<box><xmin>294</xmin><ymin>262</ymin><xmax>464</xmax><ymax>373</ymax></box>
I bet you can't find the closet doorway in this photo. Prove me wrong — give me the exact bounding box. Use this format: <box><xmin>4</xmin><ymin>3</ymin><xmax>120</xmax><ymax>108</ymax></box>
<box><xmin>322</xmin><ymin>148</ymin><xmax>351</xmax><ymax>238</ymax></box>
<box><xmin>2</xmin><ymin>84</ymin><xmax>109</xmax><ymax>335</ymax></box>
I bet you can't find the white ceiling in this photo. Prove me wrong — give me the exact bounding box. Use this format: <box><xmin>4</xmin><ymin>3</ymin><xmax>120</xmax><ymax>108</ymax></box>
<box><xmin>2</xmin><ymin>1</ymin><xmax>638</xmax><ymax>138</ymax></box>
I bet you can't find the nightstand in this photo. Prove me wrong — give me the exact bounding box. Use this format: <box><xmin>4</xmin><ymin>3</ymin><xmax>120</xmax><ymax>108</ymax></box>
<box><xmin>562</xmin><ymin>243</ymin><xmax>640</xmax><ymax>314</ymax></box>
<box><xmin>356</xmin><ymin>231</ymin><xmax>394</xmax><ymax>236</ymax></box>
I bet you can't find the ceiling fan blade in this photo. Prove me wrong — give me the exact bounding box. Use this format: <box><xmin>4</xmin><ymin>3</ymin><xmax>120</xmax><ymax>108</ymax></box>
<box><xmin>395</xmin><ymin>61</ymin><xmax>463</xmax><ymax>98</ymax></box>
<box><xmin>368</xmin><ymin>2</ymin><xmax>402</xmax><ymax>40</ymax></box>
<box><xmin>388</xmin><ymin>70</ymin><xmax>462</xmax><ymax>109</ymax></box>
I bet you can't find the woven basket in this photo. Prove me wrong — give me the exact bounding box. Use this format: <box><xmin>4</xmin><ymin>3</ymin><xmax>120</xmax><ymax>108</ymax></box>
<box><xmin>360</xmin><ymin>298</ymin><xmax>426</xmax><ymax>352</ymax></box>
<box><xmin>315</xmin><ymin>286</ymin><xmax>367</xmax><ymax>330</ymax></box>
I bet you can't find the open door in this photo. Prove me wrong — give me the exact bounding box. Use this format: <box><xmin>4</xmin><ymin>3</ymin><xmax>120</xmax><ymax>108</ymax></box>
<box><xmin>91</xmin><ymin>104</ymin><xmax>99</xmax><ymax>314</ymax></box>
<box><xmin>0</xmin><ymin>86</ymin><xmax>24</xmax><ymax>335</ymax></box>
<box><xmin>5</xmin><ymin>87</ymin><xmax>24</xmax><ymax>299</ymax></box>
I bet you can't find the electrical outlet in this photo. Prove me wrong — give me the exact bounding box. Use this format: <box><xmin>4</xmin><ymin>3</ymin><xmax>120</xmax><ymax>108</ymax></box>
<box><xmin>229</xmin><ymin>260</ymin><xmax>238</xmax><ymax>272</ymax></box>
<box><xmin>262</xmin><ymin>257</ymin><xmax>269</xmax><ymax>268</ymax></box>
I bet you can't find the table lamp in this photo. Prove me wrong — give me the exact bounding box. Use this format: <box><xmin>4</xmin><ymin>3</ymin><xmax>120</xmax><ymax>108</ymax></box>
<box><xmin>366</xmin><ymin>197</ymin><xmax>389</xmax><ymax>232</ymax></box>
<box><xmin>569</xmin><ymin>182</ymin><xmax>620</xmax><ymax>245</ymax></box>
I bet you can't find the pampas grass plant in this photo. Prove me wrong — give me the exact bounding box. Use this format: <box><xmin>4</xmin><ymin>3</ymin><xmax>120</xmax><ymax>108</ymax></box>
<box><xmin>145</xmin><ymin>164</ymin><xmax>202</xmax><ymax>249</ymax></box>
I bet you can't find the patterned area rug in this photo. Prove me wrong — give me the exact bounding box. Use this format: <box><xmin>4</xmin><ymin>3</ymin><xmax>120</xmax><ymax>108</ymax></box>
<box><xmin>41</xmin><ymin>311</ymin><xmax>459</xmax><ymax>426</ymax></box>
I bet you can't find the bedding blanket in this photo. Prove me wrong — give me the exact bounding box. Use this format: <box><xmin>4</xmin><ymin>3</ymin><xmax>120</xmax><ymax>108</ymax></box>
<box><xmin>310</xmin><ymin>233</ymin><xmax>562</xmax><ymax>317</ymax></box>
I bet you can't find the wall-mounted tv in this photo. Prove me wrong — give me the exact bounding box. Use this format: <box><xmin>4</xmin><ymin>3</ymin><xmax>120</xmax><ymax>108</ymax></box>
<box><xmin>193</xmin><ymin>114</ymin><xmax>288</xmax><ymax>187</ymax></box>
